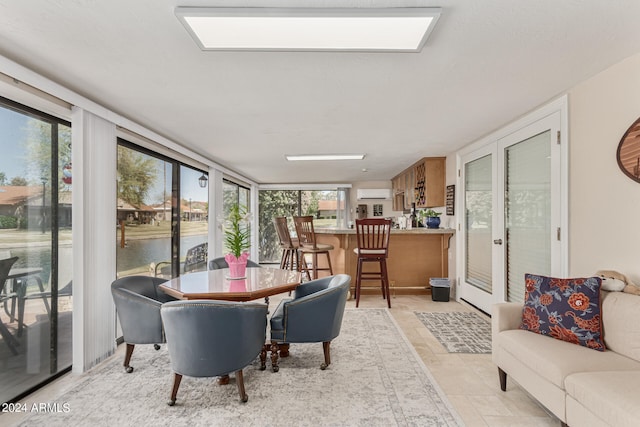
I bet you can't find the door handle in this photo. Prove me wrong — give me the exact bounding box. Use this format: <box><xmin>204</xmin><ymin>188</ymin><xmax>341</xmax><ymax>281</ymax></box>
<box><xmin>493</xmin><ymin>239</ymin><xmax>503</xmax><ymax>245</ymax></box>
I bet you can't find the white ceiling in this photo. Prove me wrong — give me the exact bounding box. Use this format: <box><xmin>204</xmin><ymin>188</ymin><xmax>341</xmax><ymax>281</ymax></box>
<box><xmin>1</xmin><ymin>0</ymin><xmax>640</xmax><ymax>184</ymax></box>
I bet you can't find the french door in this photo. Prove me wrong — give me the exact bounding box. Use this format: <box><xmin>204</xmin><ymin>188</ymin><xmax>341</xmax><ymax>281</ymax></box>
<box><xmin>459</xmin><ymin>110</ymin><xmax>564</xmax><ymax>313</ymax></box>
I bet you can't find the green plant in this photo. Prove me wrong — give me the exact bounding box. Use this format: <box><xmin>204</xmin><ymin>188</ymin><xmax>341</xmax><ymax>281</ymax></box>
<box><xmin>223</xmin><ymin>204</ymin><xmax>251</xmax><ymax>258</ymax></box>
<box><xmin>423</xmin><ymin>209</ymin><xmax>441</xmax><ymax>218</ymax></box>
<box><xmin>0</xmin><ymin>215</ymin><xmax>18</xmax><ymax>229</ymax></box>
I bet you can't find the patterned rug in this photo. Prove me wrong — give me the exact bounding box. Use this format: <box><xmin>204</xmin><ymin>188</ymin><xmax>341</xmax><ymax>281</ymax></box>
<box><xmin>414</xmin><ymin>311</ymin><xmax>492</xmax><ymax>354</ymax></box>
<box><xmin>20</xmin><ymin>309</ymin><xmax>463</xmax><ymax>427</ymax></box>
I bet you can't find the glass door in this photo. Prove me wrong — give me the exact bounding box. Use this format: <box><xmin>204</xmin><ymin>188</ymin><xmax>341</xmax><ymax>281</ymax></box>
<box><xmin>460</xmin><ymin>111</ymin><xmax>563</xmax><ymax>313</ymax></box>
<box><xmin>459</xmin><ymin>146</ymin><xmax>496</xmax><ymax>312</ymax></box>
<box><xmin>498</xmin><ymin>113</ymin><xmax>562</xmax><ymax>303</ymax></box>
<box><xmin>0</xmin><ymin>98</ymin><xmax>72</xmax><ymax>403</ymax></box>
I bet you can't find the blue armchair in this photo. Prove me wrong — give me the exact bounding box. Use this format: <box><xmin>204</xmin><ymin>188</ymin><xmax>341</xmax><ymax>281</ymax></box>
<box><xmin>110</xmin><ymin>276</ymin><xmax>175</xmax><ymax>373</ymax></box>
<box><xmin>269</xmin><ymin>274</ymin><xmax>350</xmax><ymax>371</ymax></box>
<box><xmin>161</xmin><ymin>300</ymin><xmax>268</xmax><ymax>405</ymax></box>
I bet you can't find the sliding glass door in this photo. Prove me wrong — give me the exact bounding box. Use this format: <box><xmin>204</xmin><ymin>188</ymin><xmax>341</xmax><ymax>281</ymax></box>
<box><xmin>0</xmin><ymin>97</ymin><xmax>72</xmax><ymax>404</ymax></box>
<box><xmin>116</xmin><ymin>141</ymin><xmax>208</xmax><ymax>279</ymax></box>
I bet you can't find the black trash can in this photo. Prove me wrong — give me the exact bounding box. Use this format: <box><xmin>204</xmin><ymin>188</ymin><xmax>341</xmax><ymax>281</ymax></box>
<box><xmin>430</xmin><ymin>278</ymin><xmax>450</xmax><ymax>302</ymax></box>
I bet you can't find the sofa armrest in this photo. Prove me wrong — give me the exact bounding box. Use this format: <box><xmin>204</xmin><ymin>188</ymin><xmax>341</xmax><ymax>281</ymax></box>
<box><xmin>492</xmin><ymin>302</ymin><xmax>522</xmax><ymax>336</ymax></box>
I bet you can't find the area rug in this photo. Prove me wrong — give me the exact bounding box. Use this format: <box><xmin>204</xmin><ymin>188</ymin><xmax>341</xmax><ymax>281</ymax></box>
<box><xmin>414</xmin><ymin>311</ymin><xmax>492</xmax><ymax>354</ymax></box>
<box><xmin>20</xmin><ymin>309</ymin><xmax>463</xmax><ymax>427</ymax></box>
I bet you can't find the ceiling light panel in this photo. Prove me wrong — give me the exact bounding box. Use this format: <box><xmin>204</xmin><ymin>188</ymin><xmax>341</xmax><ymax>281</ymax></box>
<box><xmin>175</xmin><ymin>7</ymin><xmax>441</xmax><ymax>52</ymax></box>
<box><xmin>285</xmin><ymin>154</ymin><xmax>365</xmax><ymax>161</ymax></box>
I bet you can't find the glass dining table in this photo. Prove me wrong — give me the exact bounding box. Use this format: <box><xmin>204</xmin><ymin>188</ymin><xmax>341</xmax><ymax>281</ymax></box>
<box><xmin>158</xmin><ymin>267</ymin><xmax>301</xmax><ymax>301</ymax></box>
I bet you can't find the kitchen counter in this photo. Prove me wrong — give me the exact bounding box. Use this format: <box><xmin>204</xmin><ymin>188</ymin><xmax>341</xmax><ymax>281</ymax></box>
<box><xmin>315</xmin><ymin>227</ymin><xmax>456</xmax><ymax>235</ymax></box>
<box><xmin>313</xmin><ymin>227</ymin><xmax>455</xmax><ymax>295</ymax></box>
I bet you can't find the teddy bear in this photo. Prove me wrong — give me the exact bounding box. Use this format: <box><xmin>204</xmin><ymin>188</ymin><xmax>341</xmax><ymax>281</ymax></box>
<box><xmin>595</xmin><ymin>269</ymin><xmax>640</xmax><ymax>295</ymax></box>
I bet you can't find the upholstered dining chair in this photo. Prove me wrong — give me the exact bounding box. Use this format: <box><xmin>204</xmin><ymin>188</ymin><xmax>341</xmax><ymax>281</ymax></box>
<box><xmin>161</xmin><ymin>299</ymin><xmax>268</xmax><ymax>406</ymax></box>
<box><xmin>269</xmin><ymin>274</ymin><xmax>350</xmax><ymax>371</ymax></box>
<box><xmin>293</xmin><ymin>215</ymin><xmax>334</xmax><ymax>280</ymax></box>
<box><xmin>353</xmin><ymin>218</ymin><xmax>392</xmax><ymax>308</ymax></box>
<box><xmin>110</xmin><ymin>275</ymin><xmax>175</xmax><ymax>373</ymax></box>
<box><xmin>273</xmin><ymin>216</ymin><xmax>299</xmax><ymax>271</ymax></box>
<box><xmin>208</xmin><ymin>257</ymin><xmax>260</xmax><ymax>270</ymax></box>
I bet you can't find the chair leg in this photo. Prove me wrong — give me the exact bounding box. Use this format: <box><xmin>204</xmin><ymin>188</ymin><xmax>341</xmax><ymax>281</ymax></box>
<box><xmin>300</xmin><ymin>253</ymin><xmax>311</xmax><ymax>281</ymax></box>
<box><xmin>321</xmin><ymin>341</ymin><xmax>331</xmax><ymax>370</ymax></box>
<box><xmin>325</xmin><ymin>251</ymin><xmax>333</xmax><ymax>275</ymax></box>
<box><xmin>124</xmin><ymin>343</ymin><xmax>135</xmax><ymax>373</ymax></box>
<box><xmin>279</xmin><ymin>249</ymin><xmax>287</xmax><ymax>269</ymax></box>
<box><xmin>270</xmin><ymin>341</ymin><xmax>280</xmax><ymax>372</ymax></box>
<box><xmin>312</xmin><ymin>252</ymin><xmax>319</xmax><ymax>280</ymax></box>
<box><xmin>0</xmin><ymin>319</ymin><xmax>19</xmax><ymax>355</ymax></box>
<box><xmin>381</xmin><ymin>258</ymin><xmax>391</xmax><ymax>309</ymax></box>
<box><xmin>168</xmin><ymin>373</ymin><xmax>182</xmax><ymax>406</ymax></box>
<box><xmin>235</xmin><ymin>369</ymin><xmax>249</xmax><ymax>403</ymax></box>
<box><xmin>355</xmin><ymin>258</ymin><xmax>363</xmax><ymax>308</ymax></box>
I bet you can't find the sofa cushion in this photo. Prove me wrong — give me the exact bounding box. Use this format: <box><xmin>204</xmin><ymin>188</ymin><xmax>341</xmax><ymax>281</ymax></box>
<box><xmin>565</xmin><ymin>371</ymin><xmax>640</xmax><ymax>427</ymax></box>
<box><xmin>520</xmin><ymin>274</ymin><xmax>605</xmax><ymax>351</ymax></box>
<box><xmin>601</xmin><ymin>291</ymin><xmax>640</xmax><ymax>362</ymax></box>
<box><xmin>497</xmin><ymin>329</ymin><xmax>640</xmax><ymax>389</ymax></box>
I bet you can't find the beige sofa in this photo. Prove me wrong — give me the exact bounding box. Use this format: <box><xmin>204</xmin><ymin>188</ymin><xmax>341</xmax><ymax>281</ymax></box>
<box><xmin>492</xmin><ymin>291</ymin><xmax>640</xmax><ymax>427</ymax></box>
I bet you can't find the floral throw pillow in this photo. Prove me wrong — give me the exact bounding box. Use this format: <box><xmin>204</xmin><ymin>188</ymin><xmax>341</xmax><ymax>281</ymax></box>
<box><xmin>519</xmin><ymin>274</ymin><xmax>605</xmax><ymax>351</ymax></box>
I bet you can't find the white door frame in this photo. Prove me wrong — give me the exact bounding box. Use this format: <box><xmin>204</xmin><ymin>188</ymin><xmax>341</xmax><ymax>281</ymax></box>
<box><xmin>455</xmin><ymin>96</ymin><xmax>569</xmax><ymax>314</ymax></box>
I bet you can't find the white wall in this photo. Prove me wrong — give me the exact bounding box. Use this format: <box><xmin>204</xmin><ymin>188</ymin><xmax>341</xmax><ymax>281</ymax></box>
<box><xmin>568</xmin><ymin>52</ymin><xmax>640</xmax><ymax>283</ymax></box>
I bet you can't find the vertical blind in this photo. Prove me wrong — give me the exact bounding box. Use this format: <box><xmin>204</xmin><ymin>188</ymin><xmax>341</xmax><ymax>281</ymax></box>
<box><xmin>505</xmin><ymin>131</ymin><xmax>551</xmax><ymax>302</ymax></box>
<box><xmin>465</xmin><ymin>154</ymin><xmax>493</xmax><ymax>293</ymax></box>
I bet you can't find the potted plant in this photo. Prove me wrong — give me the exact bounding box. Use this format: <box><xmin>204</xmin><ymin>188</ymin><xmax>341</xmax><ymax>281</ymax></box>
<box><xmin>222</xmin><ymin>203</ymin><xmax>251</xmax><ymax>278</ymax></box>
<box><xmin>422</xmin><ymin>209</ymin><xmax>442</xmax><ymax>229</ymax></box>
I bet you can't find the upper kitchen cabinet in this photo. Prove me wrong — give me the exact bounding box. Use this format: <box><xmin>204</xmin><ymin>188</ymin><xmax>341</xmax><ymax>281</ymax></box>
<box><xmin>391</xmin><ymin>157</ymin><xmax>445</xmax><ymax>210</ymax></box>
<box><xmin>414</xmin><ymin>157</ymin><xmax>445</xmax><ymax>208</ymax></box>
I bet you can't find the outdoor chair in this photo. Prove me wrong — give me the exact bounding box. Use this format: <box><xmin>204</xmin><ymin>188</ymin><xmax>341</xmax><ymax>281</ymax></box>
<box><xmin>183</xmin><ymin>242</ymin><xmax>208</xmax><ymax>273</ymax></box>
<box><xmin>0</xmin><ymin>257</ymin><xmax>20</xmax><ymax>355</ymax></box>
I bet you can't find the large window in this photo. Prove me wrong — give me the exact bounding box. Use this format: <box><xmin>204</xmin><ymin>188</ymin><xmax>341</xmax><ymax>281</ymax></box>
<box><xmin>222</xmin><ymin>179</ymin><xmax>250</xmax><ymax>256</ymax></box>
<box><xmin>116</xmin><ymin>141</ymin><xmax>208</xmax><ymax>279</ymax></box>
<box><xmin>0</xmin><ymin>97</ymin><xmax>72</xmax><ymax>404</ymax></box>
<box><xmin>258</xmin><ymin>189</ymin><xmax>346</xmax><ymax>263</ymax></box>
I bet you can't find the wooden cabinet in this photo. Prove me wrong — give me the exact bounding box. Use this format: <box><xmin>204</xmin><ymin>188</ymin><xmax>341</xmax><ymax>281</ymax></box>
<box><xmin>414</xmin><ymin>157</ymin><xmax>445</xmax><ymax>208</ymax></box>
<box><xmin>391</xmin><ymin>174</ymin><xmax>405</xmax><ymax>211</ymax></box>
<box><xmin>391</xmin><ymin>157</ymin><xmax>445</xmax><ymax>210</ymax></box>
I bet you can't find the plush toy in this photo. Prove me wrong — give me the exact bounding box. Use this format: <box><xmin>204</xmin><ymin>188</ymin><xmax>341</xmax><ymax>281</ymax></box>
<box><xmin>595</xmin><ymin>270</ymin><xmax>640</xmax><ymax>295</ymax></box>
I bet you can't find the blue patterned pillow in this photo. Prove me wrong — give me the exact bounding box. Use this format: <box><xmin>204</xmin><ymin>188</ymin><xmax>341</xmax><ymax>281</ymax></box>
<box><xmin>519</xmin><ymin>274</ymin><xmax>605</xmax><ymax>351</ymax></box>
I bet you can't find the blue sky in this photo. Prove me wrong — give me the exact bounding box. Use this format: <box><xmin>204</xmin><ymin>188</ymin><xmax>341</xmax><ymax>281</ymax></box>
<box><xmin>0</xmin><ymin>106</ymin><xmax>31</xmax><ymax>181</ymax></box>
<box><xmin>1</xmin><ymin>104</ymin><xmax>208</xmax><ymax>203</ymax></box>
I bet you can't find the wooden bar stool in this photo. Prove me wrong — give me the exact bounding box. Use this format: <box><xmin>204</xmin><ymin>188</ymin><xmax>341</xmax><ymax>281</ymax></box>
<box><xmin>293</xmin><ymin>216</ymin><xmax>334</xmax><ymax>280</ymax></box>
<box><xmin>353</xmin><ymin>218</ymin><xmax>392</xmax><ymax>308</ymax></box>
<box><xmin>273</xmin><ymin>216</ymin><xmax>299</xmax><ymax>271</ymax></box>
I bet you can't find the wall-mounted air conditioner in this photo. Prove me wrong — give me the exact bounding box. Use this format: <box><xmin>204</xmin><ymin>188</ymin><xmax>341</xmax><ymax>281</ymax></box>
<box><xmin>356</xmin><ymin>189</ymin><xmax>392</xmax><ymax>200</ymax></box>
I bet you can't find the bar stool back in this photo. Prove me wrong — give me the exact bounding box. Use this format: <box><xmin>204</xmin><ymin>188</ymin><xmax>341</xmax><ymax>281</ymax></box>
<box><xmin>273</xmin><ymin>216</ymin><xmax>299</xmax><ymax>271</ymax></box>
<box><xmin>293</xmin><ymin>216</ymin><xmax>334</xmax><ymax>280</ymax></box>
<box><xmin>353</xmin><ymin>218</ymin><xmax>392</xmax><ymax>308</ymax></box>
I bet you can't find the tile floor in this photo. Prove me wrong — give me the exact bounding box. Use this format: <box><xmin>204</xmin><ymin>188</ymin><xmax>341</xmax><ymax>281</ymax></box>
<box><xmin>2</xmin><ymin>293</ymin><xmax>560</xmax><ymax>427</ymax></box>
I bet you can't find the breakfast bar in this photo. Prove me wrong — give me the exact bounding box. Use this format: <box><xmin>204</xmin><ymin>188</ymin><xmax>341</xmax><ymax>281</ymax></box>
<box><xmin>314</xmin><ymin>227</ymin><xmax>455</xmax><ymax>295</ymax></box>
